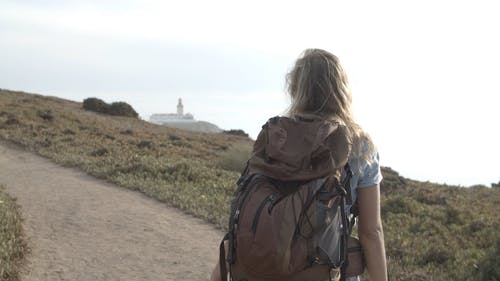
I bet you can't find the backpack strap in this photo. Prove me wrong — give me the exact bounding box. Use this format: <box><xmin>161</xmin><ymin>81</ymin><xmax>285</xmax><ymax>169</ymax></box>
<box><xmin>219</xmin><ymin>233</ymin><xmax>229</xmax><ymax>281</ymax></box>
<box><xmin>343</xmin><ymin>163</ymin><xmax>353</xmax><ymax>205</ymax></box>
<box><xmin>348</xmin><ymin>199</ymin><xmax>359</xmax><ymax>233</ymax></box>
<box><xmin>221</xmin><ymin>167</ymin><xmax>260</xmax><ymax>281</ymax></box>
<box><xmin>338</xmin><ymin>188</ymin><xmax>350</xmax><ymax>281</ymax></box>
<box><xmin>339</xmin><ymin>164</ymin><xmax>354</xmax><ymax>281</ymax></box>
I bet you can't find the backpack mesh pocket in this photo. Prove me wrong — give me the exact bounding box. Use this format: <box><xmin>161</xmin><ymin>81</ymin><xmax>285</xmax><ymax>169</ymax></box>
<box><xmin>315</xmin><ymin>199</ymin><xmax>344</xmax><ymax>267</ymax></box>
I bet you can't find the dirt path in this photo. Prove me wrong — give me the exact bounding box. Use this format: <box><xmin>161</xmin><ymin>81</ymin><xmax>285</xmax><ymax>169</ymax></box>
<box><xmin>0</xmin><ymin>141</ymin><xmax>223</xmax><ymax>281</ymax></box>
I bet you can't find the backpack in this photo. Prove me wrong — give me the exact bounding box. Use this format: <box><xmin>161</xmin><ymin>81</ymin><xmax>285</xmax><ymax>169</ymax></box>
<box><xmin>219</xmin><ymin>116</ymin><xmax>362</xmax><ymax>281</ymax></box>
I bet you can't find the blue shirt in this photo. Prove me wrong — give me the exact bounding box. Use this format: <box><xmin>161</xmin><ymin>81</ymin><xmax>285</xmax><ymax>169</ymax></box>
<box><xmin>345</xmin><ymin>152</ymin><xmax>383</xmax><ymax>214</ymax></box>
<box><xmin>344</xmin><ymin>152</ymin><xmax>383</xmax><ymax>281</ymax></box>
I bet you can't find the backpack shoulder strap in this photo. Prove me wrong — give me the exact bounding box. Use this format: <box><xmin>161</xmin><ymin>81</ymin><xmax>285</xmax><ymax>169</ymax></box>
<box><xmin>219</xmin><ymin>232</ymin><xmax>231</xmax><ymax>281</ymax></box>
<box><xmin>343</xmin><ymin>163</ymin><xmax>353</xmax><ymax>205</ymax></box>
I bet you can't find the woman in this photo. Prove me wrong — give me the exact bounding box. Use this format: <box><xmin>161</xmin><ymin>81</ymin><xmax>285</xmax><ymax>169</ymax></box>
<box><xmin>211</xmin><ymin>49</ymin><xmax>387</xmax><ymax>281</ymax></box>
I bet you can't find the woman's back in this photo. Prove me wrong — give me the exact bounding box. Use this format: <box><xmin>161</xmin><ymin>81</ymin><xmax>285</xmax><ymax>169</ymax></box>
<box><xmin>210</xmin><ymin>48</ymin><xmax>388</xmax><ymax>281</ymax></box>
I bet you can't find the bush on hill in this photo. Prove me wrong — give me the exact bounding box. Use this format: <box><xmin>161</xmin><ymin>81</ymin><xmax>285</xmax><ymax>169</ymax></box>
<box><xmin>82</xmin><ymin>98</ymin><xmax>138</xmax><ymax>118</ymax></box>
<box><xmin>83</xmin><ymin>98</ymin><xmax>109</xmax><ymax>114</ymax></box>
<box><xmin>472</xmin><ymin>238</ymin><xmax>500</xmax><ymax>280</ymax></box>
<box><xmin>216</xmin><ymin>141</ymin><xmax>252</xmax><ymax>173</ymax></box>
<box><xmin>107</xmin><ymin>102</ymin><xmax>138</xmax><ymax>118</ymax></box>
<box><xmin>223</xmin><ymin>129</ymin><xmax>249</xmax><ymax>138</ymax></box>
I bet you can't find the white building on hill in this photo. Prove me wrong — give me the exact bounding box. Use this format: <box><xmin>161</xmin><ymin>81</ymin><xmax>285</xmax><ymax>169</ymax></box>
<box><xmin>149</xmin><ymin>98</ymin><xmax>195</xmax><ymax>124</ymax></box>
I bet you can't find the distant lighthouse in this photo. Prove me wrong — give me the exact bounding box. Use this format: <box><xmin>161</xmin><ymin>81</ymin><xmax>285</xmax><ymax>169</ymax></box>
<box><xmin>177</xmin><ymin>98</ymin><xmax>184</xmax><ymax>116</ymax></box>
<box><xmin>149</xmin><ymin>98</ymin><xmax>194</xmax><ymax>124</ymax></box>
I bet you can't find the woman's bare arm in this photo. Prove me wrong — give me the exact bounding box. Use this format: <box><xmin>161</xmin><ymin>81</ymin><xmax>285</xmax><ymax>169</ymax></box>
<box><xmin>357</xmin><ymin>184</ymin><xmax>387</xmax><ymax>281</ymax></box>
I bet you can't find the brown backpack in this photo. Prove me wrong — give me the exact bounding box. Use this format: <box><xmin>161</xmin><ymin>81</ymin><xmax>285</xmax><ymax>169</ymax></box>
<box><xmin>219</xmin><ymin>116</ymin><xmax>361</xmax><ymax>281</ymax></box>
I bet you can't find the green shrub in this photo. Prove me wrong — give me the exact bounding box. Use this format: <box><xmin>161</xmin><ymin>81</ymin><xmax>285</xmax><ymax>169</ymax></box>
<box><xmin>82</xmin><ymin>97</ymin><xmax>109</xmax><ymax>114</ymax></box>
<box><xmin>90</xmin><ymin>148</ymin><xmax>109</xmax><ymax>157</ymax></box>
<box><xmin>137</xmin><ymin>140</ymin><xmax>154</xmax><ymax>149</ymax></box>
<box><xmin>382</xmin><ymin>197</ymin><xmax>419</xmax><ymax>215</ymax></box>
<box><xmin>420</xmin><ymin>244</ymin><xmax>454</xmax><ymax>266</ymax></box>
<box><xmin>120</xmin><ymin>129</ymin><xmax>134</xmax><ymax>135</ymax></box>
<box><xmin>37</xmin><ymin>110</ymin><xmax>54</xmax><ymax>121</ymax></box>
<box><xmin>217</xmin><ymin>141</ymin><xmax>252</xmax><ymax>173</ymax></box>
<box><xmin>223</xmin><ymin>129</ymin><xmax>249</xmax><ymax>138</ymax></box>
<box><xmin>168</xmin><ymin>134</ymin><xmax>182</xmax><ymax>141</ymax></box>
<box><xmin>4</xmin><ymin>117</ymin><xmax>19</xmax><ymax>126</ymax></box>
<box><xmin>380</xmin><ymin>167</ymin><xmax>407</xmax><ymax>194</ymax></box>
<box><xmin>0</xmin><ymin>186</ymin><xmax>26</xmax><ymax>281</ymax></box>
<box><xmin>472</xmin><ymin>238</ymin><xmax>500</xmax><ymax>281</ymax></box>
<box><xmin>82</xmin><ymin>98</ymin><xmax>138</xmax><ymax>118</ymax></box>
<box><xmin>445</xmin><ymin>207</ymin><xmax>463</xmax><ymax>225</ymax></box>
<box><xmin>107</xmin><ymin>102</ymin><xmax>138</xmax><ymax>118</ymax></box>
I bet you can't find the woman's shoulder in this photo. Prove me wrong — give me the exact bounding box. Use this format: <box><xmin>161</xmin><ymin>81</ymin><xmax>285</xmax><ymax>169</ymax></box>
<box><xmin>348</xmin><ymin>139</ymin><xmax>382</xmax><ymax>188</ymax></box>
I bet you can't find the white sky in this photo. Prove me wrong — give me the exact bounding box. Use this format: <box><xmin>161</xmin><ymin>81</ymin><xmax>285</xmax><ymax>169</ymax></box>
<box><xmin>1</xmin><ymin>0</ymin><xmax>499</xmax><ymax>186</ymax></box>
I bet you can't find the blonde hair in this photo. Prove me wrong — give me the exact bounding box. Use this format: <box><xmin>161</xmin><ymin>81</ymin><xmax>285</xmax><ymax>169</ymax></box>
<box><xmin>286</xmin><ymin>48</ymin><xmax>376</xmax><ymax>165</ymax></box>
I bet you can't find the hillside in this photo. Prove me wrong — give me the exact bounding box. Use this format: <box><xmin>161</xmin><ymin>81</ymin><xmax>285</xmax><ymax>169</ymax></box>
<box><xmin>0</xmin><ymin>89</ymin><xmax>498</xmax><ymax>281</ymax></box>
<box><xmin>155</xmin><ymin>120</ymin><xmax>223</xmax><ymax>133</ymax></box>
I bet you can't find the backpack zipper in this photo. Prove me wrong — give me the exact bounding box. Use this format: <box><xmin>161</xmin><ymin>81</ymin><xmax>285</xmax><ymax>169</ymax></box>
<box><xmin>251</xmin><ymin>193</ymin><xmax>276</xmax><ymax>234</ymax></box>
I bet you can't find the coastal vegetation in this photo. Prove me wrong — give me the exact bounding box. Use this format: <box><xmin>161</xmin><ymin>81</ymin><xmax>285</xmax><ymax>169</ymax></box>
<box><xmin>0</xmin><ymin>89</ymin><xmax>498</xmax><ymax>280</ymax></box>
<box><xmin>82</xmin><ymin>97</ymin><xmax>139</xmax><ymax>118</ymax></box>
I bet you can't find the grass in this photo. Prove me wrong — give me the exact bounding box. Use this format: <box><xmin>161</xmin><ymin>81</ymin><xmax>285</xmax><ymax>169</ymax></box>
<box><xmin>216</xmin><ymin>140</ymin><xmax>253</xmax><ymax>173</ymax></box>
<box><xmin>380</xmin><ymin>183</ymin><xmax>500</xmax><ymax>280</ymax></box>
<box><xmin>0</xmin><ymin>89</ymin><xmax>247</xmax><ymax>228</ymax></box>
<box><xmin>0</xmin><ymin>89</ymin><xmax>499</xmax><ymax>280</ymax></box>
<box><xmin>0</xmin><ymin>185</ymin><xmax>26</xmax><ymax>281</ymax></box>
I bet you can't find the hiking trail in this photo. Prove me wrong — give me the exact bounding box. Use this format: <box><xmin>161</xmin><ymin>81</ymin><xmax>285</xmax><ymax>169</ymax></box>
<box><xmin>0</xmin><ymin>141</ymin><xmax>222</xmax><ymax>281</ymax></box>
